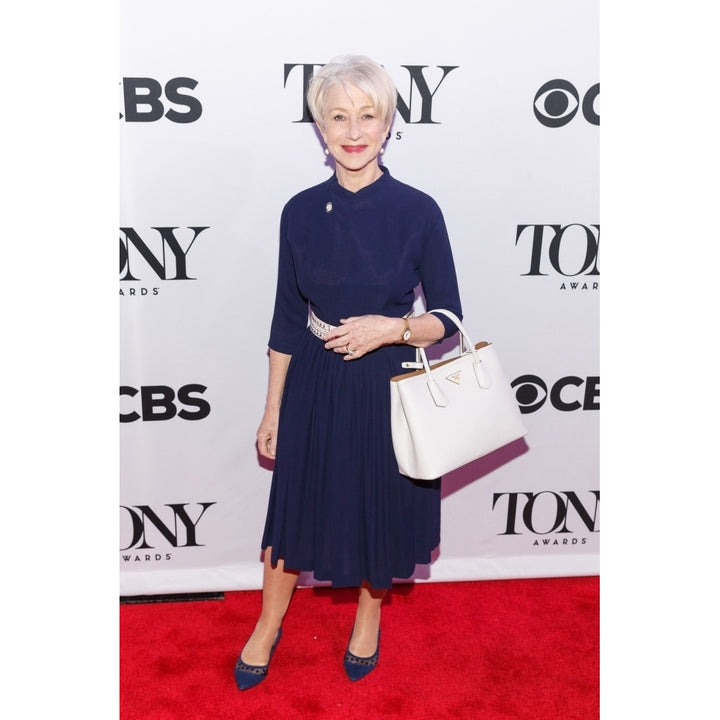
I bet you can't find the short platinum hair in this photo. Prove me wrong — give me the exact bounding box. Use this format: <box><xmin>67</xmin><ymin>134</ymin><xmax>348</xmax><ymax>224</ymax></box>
<box><xmin>307</xmin><ymin>55</ymin><xmax>397</xmax><ymax>130</ymax></box>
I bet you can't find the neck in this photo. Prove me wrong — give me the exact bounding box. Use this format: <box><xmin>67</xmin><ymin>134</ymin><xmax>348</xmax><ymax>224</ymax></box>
<box><xmin>336</xmin><ymin>163</ymin><xmax>383</xmax><ymax>193</ymax></box>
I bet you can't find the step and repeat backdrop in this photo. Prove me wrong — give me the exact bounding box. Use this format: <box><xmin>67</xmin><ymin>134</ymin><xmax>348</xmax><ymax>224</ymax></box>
<box><xmin>120</xmin><ymin>0</ymin><xmax>599</xmax><ymax>595</ymax></box>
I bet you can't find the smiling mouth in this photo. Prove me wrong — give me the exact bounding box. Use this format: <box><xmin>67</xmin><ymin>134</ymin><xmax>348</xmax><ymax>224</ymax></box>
<box><xmin>341</xmin><ymin>145</ymin><xmax>367</xmax><ymax>153</ymax></box>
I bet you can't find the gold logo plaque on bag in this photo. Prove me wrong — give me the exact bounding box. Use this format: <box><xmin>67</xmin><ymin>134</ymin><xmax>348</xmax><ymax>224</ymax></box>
<box><xmin>445</xmin><ymin>371</ymin><xmax>462</xmax><ymax>385</ymax></box>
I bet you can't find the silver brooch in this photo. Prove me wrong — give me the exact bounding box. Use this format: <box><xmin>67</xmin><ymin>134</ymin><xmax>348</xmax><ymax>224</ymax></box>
<box><xmin>325</xmin><ymin>202</ymin><xmax>333</xmax><ymax>213</ymax></box>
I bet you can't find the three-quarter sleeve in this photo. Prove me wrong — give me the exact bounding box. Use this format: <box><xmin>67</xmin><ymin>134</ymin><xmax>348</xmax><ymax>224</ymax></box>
<box><xmin>268</xmin><ymin>208</ymin><xmax>308</xmax><ymax>354</ymax></box>
<box><xmin>419</xmin><ymin>210</ymin><xmax>463</xmax><ymax>339</ymax></box>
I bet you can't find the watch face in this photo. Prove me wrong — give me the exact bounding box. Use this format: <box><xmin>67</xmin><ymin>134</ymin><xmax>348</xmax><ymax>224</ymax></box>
<box><xmin>402</xmin><ymin>329</ymin><xmax>412</xmax><ymax>341</ymax></box>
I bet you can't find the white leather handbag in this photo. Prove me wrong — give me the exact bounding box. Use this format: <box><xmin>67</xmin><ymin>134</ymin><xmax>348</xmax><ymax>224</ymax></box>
<box><xmin>390</xmin><ymin>309</ymin><xmax>527</xmax><ymax>480</ymax></box>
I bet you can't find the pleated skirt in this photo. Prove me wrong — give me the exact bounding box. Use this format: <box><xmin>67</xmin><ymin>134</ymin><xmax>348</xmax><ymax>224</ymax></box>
<box><xmin>261</xmin><ymin>329</ymin><xmax>440</xmax><ymax>588</ymax></box>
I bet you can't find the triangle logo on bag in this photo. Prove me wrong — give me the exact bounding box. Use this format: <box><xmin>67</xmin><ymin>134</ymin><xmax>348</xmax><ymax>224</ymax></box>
<box><xmin>446</xmin><ymin>371</ymin><xmax>462</xmax><ymax>385</ymax></box>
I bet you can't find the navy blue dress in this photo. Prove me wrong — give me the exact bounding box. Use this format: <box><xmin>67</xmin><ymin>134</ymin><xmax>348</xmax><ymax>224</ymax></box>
<box><xmin>261</xmin><ymin>167</ymin><xmax>462</xmax><ymax>589</ymax></box>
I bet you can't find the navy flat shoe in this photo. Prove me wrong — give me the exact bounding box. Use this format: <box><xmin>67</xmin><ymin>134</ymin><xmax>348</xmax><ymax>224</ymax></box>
<box><xmin>234</xmin><ymin>628</ymin><xmax>282</xmax><ymax>690</ymax></box>
<box><xmin>343</xmin><ymin>629</ymin><xmax>380</xmax><ymax>681</ymax></box>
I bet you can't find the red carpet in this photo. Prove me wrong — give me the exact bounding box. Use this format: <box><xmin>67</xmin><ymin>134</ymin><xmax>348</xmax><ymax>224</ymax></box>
<box><xmin>120</xmin><ymin>576</ymin><xmax>598</xmax><ymax>720</ymax></box>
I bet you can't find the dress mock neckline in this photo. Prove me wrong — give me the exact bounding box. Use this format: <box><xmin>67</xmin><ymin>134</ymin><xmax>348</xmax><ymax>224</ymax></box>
<box><xmin>329</xmin><ymin>165</ymin><xmax>390</xmax><ymax>200</ymax></box>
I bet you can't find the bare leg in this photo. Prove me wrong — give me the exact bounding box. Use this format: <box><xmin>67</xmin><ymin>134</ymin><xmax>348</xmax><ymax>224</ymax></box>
<box><xmin>348</xmin><ymin>582</ymin><xmax>386</xmax><ymax>657</ymax></box>
<box><xmin>240</xmin><ymin>548</ymin><xmax>299</xmax><ymax>665</ymax></box>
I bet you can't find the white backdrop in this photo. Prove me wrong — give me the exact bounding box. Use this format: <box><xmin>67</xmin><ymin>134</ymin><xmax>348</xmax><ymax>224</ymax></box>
<box><xmin>119</xmin><ymin>0</ymin><xmax>599</xmax><ymax>595</ymax></box>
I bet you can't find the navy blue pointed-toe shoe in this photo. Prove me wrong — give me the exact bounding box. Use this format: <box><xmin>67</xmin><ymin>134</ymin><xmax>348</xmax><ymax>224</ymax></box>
<box><xmin>343</xmin><ymin>629</ymin><xmax>380</xmax><ymax>681</ymax></box>
<box><xmin>234</xmin><ymin>628</ymin><xmax>282</xmax><ymax>690</ymax></box>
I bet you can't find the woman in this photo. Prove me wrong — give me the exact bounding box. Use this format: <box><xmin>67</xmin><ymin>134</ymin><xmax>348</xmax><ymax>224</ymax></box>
<box><xmin>235</xmin><ymin>55</ymin><xmax>463</xmax><ymax>689</ymax></box>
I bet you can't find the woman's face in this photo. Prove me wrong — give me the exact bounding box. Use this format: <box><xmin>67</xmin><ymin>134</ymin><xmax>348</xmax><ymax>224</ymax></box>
<box><xmin>318</xmin><ymin>83</ymin><xmax>390</xmax><ymax>182</ymax></box>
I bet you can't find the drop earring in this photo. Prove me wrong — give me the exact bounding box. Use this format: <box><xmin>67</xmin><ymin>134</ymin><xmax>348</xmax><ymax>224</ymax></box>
<box><xmin>379</xmin><ymin>147</ymin><xmax>385</xmax><ymax>155</ymax></box>
<box><xmin>324</xmin><ymin>147</ymin><xmax>330</xmax><ymax>156</ymax></box>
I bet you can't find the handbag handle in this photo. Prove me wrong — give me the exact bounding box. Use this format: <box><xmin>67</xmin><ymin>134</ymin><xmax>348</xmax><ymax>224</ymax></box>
<box><xmin>427</xmin><ymin>309</ymin><xmax>476</xmax><ymax>357</ymax></box>
<box><xmin>409</xmin><ymin>309</ymin><xmax>492</xmax><ymax>407</ymax></box>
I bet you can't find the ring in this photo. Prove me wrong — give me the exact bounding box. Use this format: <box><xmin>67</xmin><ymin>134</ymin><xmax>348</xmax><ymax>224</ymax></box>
<box><xmin>346</xmin><ymin>345</ymin><xmax>355</xmax><ymax>356</ymax></box>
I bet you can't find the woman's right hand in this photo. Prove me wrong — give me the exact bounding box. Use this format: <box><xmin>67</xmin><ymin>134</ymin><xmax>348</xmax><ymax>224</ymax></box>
<box><xmin>256</xmin><ymin>407</ymin><xmax>280</xmax><ymax>459</ymax></box>
<box><xmin>257</xmin><ymin>349</ymin><xmax>291</xmax><ymax>460</ymax></box>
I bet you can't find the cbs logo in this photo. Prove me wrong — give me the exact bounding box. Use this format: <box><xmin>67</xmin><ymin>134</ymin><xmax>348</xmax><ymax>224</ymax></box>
<box><xmin>120</xmin><ymin>77</ymin><xmax>202</xmax><ymax>123</ymax></box>
<box><xmin>511</xmin><ymin>375</ymin><xmax>599</xmax><ymax>413</ymax></box>
<box><xmin>120</xmin><ymin>384</ymin><xmax>210</xmax><ymax>422</ymax></box>
<box><xmin>534</xmin><ymin>80</ymin><xmax>599</xmax><ymax>127</ymax></box>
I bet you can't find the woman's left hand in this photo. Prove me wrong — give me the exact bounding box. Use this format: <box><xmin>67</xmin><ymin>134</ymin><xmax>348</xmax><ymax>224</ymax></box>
<box><xmin>324</xmin><ymin>315</ymin><xmax>401</xmax><ymax>361</ymax></box>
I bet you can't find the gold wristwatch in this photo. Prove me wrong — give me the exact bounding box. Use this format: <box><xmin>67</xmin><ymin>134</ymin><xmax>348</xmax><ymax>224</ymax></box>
<box><xmin>400</xmin><ymin>316</ymin><xmax>412</xmax><ymax>343</ymax></box>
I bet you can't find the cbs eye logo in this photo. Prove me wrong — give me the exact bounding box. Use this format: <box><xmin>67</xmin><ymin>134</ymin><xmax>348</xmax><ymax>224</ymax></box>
<box><xmin>534</xmin><ymin>80</ymin><xmax>599</xmax><ymax>127</ymax></box>
<box><xmin>511</xmin><ymin>374</ymin><xmax>599</xmax><ymax>413</ymax></box>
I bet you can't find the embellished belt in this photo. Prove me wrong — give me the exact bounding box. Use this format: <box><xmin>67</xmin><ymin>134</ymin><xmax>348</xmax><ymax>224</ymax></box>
<box><xmin>308</xmin><ymin>311</ymin><xmax>336</xmax><ymax>339</ymax></box>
